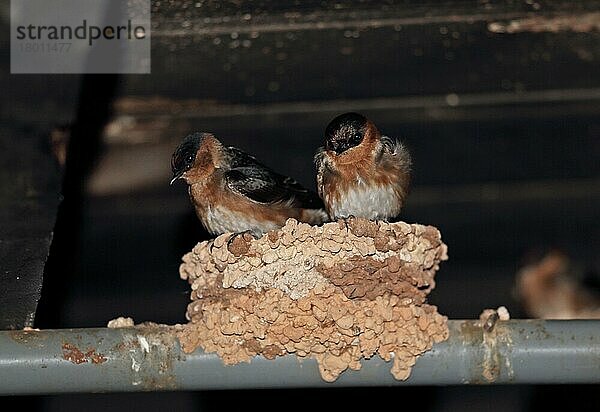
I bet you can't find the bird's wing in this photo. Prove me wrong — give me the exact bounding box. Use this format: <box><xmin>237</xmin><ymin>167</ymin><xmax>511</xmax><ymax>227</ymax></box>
<box><xmin>224</xmin><ymin>147</ymin><xmax>324</xmax><ymax>209</ymax></box>
<box><xmin>379</xmin><ymin>136</ymin><xmax>412</xmax><ymax>169</ymax></box>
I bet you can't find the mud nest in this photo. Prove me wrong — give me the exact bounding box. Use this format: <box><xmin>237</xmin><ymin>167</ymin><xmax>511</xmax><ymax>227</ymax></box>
<box><xmin>177</xmin><ymin>217</ymin><xmax>449</xmax><ymax>382</ymax></box>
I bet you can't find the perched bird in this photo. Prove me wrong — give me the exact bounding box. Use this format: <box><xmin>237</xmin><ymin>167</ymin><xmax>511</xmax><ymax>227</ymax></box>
<box><xmin>171</xmin><ymin>132</ymin><xmax>328</xmax><ymax>237</ymax></box>
<box><xmin>314</xmin><ymin>112</ymin><xmax>412</xmax><ymax>221</ymax></box>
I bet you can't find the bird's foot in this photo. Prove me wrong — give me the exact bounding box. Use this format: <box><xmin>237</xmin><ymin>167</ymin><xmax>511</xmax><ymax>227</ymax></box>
<box><xmin>337</xmin><ymin>215</ymin><xmax>356</xmax><ymax>230</ymax></box>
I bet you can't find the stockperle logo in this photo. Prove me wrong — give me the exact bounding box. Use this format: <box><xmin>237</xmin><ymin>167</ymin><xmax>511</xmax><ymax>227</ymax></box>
<box><xmin>11</xmin><ymin>0</ymin><xmax>150</xmax><ymax>74</ymax></box>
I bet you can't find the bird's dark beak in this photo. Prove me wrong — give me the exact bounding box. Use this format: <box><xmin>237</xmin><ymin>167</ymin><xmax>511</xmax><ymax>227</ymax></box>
<box><xmin>170</xmin><ymin>171</ymin><xmax>184</xmax><ymax>185</ymax></box>
<box><xmin>327</xmin><ymin>140</ymin><xmax>345</xmax><ymax>154</ymax></box>
<box><xmin>325</xmin><ymin>140</ymin><xmax>337</xmax><ymax>153</ymax></box>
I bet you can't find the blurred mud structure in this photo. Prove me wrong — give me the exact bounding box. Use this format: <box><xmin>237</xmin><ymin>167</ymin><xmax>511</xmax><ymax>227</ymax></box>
<box><xmin>515</xmin><ymin>250</ymin><xmax>600</xmax><ymax>319</ymax></box>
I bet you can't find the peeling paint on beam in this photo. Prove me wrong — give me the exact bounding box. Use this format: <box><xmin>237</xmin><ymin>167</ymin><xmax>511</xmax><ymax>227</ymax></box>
<box><xmin>154</xmin><ymin>12</ymin><xmax>529</xmax><ymax>37</ymax></box>
<box><xmin>150</xmin><ymin>0</ymin><xmax>600</xmax><ymax>37</ymax></box>
<box><xmin>1</xmin><ymin>320</ymin><xmax>599</xmax><ymax>395</ymax></box>
<box><xmin>489</xmin><ymin>12</ymin><xmax>600</xmax><ymax>33</ymax></box>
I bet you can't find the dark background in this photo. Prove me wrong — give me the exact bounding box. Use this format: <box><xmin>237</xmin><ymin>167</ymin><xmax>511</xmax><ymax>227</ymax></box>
<box><xmin>2</xmin><ymin>0</ymin><xmax>599</xmax><ymax>410</ymax></box>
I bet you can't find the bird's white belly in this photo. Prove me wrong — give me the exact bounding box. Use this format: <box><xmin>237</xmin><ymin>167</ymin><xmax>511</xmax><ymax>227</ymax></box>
<box><xmin>330</xmin><ymin>183</ymin><xmax>400</xmax><ymax>220</ymax></box>
<box><xmin>203</xmin><ymin>205</ymin><xmax>279</xmax><ymax>236</ymax></box>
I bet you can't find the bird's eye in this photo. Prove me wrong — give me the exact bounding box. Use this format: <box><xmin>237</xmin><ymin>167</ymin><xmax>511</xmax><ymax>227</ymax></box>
<box><xmin>349</xmin><ymin>131</ymin><xmax>363</xmax><ymax>147</ymax></box>
<box><xmin>186</xmin><ymin>154</ymin><xmax>194</xmax><ymax>164</ymax></box>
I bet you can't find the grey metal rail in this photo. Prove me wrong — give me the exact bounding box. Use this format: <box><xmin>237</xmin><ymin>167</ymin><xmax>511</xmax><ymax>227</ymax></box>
<box><xmin>1</xmin><ymin>320</ymin><xmax>599</xmax><ymax>395</ymax></box>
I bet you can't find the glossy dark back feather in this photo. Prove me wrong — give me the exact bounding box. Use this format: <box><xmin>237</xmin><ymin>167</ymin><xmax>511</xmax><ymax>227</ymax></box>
<box><xmin>223</xmin><ymin>146</ymin><xmax>324</xmax><ymax>209</ymax></box>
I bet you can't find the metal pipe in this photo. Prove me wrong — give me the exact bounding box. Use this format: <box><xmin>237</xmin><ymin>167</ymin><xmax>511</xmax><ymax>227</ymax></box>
<box><xmin>1</xmin><ymin>320</ymin><xmax>599</xmax><ymax>395</ymax></box>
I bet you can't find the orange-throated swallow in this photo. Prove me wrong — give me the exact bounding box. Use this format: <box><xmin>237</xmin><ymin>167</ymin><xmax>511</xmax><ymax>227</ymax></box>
<box><xmin>314</xmin><ymin>112</ymin><xmax>412</xmax><ymax>221</ymax></box>
<box><xmin>171</xmin><ymin>132</ymin><xmax>328</xmax><ymax>237</ymax></box>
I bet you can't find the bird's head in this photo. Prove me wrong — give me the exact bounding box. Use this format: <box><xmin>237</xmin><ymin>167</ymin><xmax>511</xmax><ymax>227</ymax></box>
<box><xmin>324</xmin><ymin>112</ymin><xmax>376</xmax><ymax>155</ymax></box>
<box><xmin>171</xmin><ymin>132</ymin><xmax>215</xmax><ymax>185</ymax></box>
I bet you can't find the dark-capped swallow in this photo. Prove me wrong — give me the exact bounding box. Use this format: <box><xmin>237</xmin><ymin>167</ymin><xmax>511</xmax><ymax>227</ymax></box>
<box><xmin>172</xmin><ymin>132</ymin><xmax>328</xmax><ymax>237</ymax></box>
<box><xmin>314</xmin><ymin>112</ymin><xmax>412</xmax><ymax>221</ymax></box>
